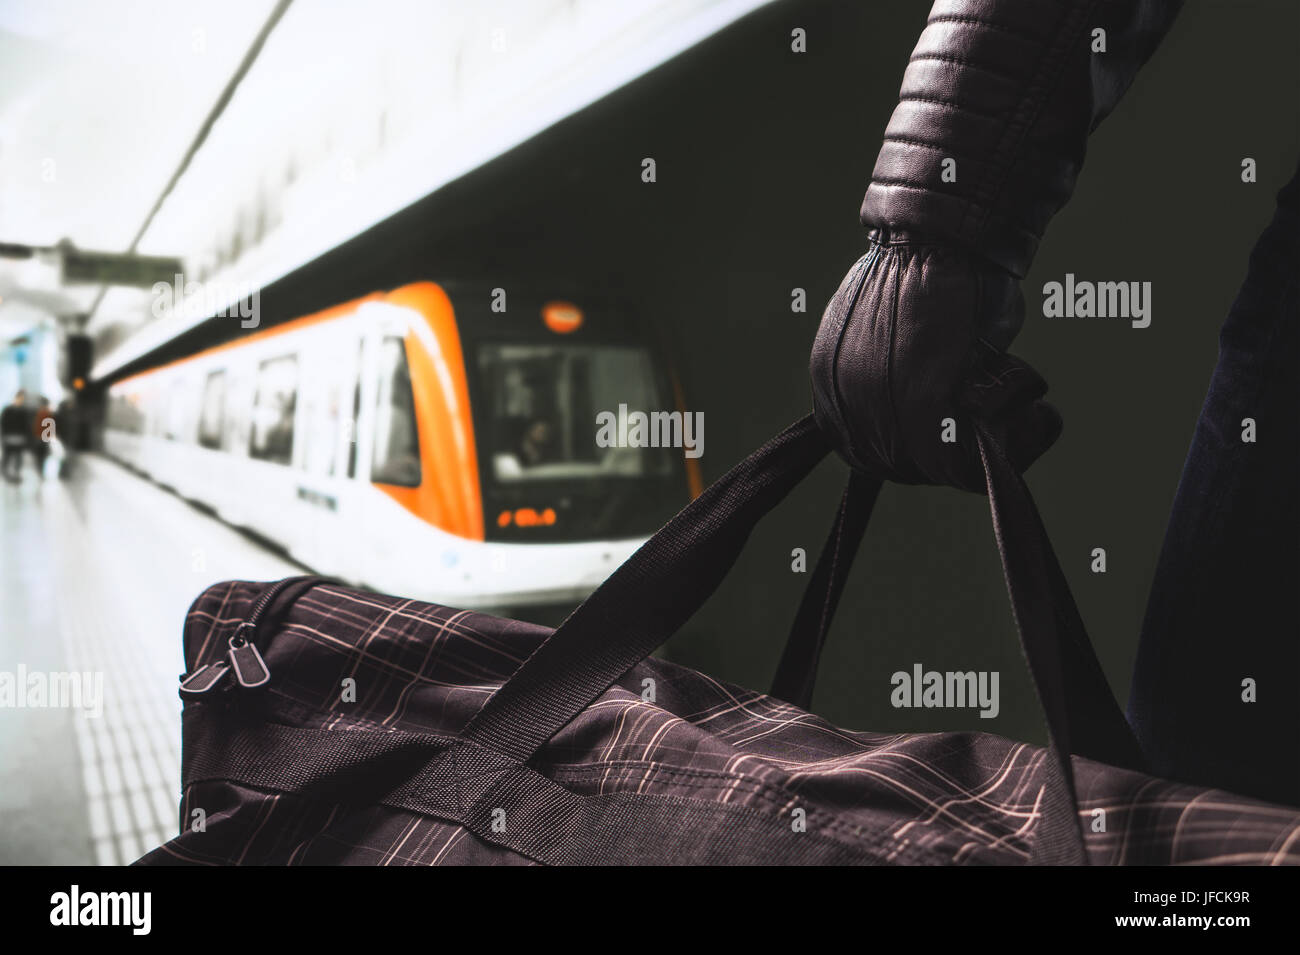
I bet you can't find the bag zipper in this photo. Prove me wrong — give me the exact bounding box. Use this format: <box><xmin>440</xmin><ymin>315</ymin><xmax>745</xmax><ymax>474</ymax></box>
<box><xmin>179</xmin><ymin>576</ymin><xmax>329</xmax><ymax>700</ymax></box>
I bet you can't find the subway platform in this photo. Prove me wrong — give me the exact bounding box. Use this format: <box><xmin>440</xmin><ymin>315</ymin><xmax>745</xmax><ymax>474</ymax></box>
<box><xmin>0</xmin><ymin>452</ymin><xmax>302</xmax><ymax>864</ymax></box>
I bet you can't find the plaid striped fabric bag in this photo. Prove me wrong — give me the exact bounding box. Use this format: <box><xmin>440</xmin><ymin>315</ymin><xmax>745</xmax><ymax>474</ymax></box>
<box><xmin>137</xmin><ymin>416</ymin><xmax>1300</xmax><ymax>866</ymax></box>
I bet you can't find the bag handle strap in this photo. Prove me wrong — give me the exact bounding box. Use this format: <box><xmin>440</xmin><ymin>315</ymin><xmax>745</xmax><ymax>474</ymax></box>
<box><xmin>771</xmin><ymin>434</ymin><xmax>1145</xmax><ymax>775</ymax></box>
<box><xmin>973</xmin><ymin>423</ymin><xmax>1146</xmax><ymax>774</ymax></box>
<box><xmin>769</xmin><ymin>469</ymin><xmax>881</xmax><ymax>709</ymax></box>
<box><xmin>461</xmin><ymin>416</ymin><xmax>1142</xmax><ymax>863</ymax></box>
<box><xmin>460</xmin><ymin>414</ymin><xmax>832</xmax><ymax>762</ymax></box>
<box><xmin>764</xmin><ymin>432</ymin><xmax>1141</xmax><ymax>863</ymax></box>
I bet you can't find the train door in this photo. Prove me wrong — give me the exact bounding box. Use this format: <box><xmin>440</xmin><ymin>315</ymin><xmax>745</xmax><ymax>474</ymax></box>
<box><xmin>289</xmin><ymin>325</ymin><xmax>364</xmax><ymax>577</ymax></box>
<box><xmin>346</xmin><ymin>324</ymin><xmax>384</xmax><ymax>586</ymax></box>
<box><xmin>244</xmin><ymin>347</ymin><xmax>302</xmax><ymax>543</ymax></box>
<box><xmin>333</xmin><ymin>329</ymin><xmax>380</xmax><ymax>584</ymax></box>
<box><xmin>214</xmin><ymin>357</ymin><xmax>257</xmax><ymax>529</ymax></box>
<box><xmin>353</xmin><ymin>306</ymin><xmax>435</xmax><ymax>591</ymax></box>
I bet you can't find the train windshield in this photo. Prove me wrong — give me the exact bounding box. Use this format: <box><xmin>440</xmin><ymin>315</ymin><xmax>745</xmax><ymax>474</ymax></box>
<box><xmin>471</xmin><ymin>338</ymin><xmax>687</xmax><ymax>543</ymax></box>
<box><xmin>475</xmin><ymin>343</ymin><xmax>675</xmax><ymax>483</ymax></box>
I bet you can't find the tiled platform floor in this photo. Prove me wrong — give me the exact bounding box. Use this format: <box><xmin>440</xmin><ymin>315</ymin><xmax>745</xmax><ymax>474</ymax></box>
<box><xmin>0</xmin><ymin>453</ymin><xmax>302</xmax><ymax>864</ymax></box>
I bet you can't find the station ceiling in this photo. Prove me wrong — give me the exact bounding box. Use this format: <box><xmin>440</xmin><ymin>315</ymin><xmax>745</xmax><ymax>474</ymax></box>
<box><xmin>0</xmin><ymin>0</ymin><xmax>770</xmax><ymax>369</ymax></box>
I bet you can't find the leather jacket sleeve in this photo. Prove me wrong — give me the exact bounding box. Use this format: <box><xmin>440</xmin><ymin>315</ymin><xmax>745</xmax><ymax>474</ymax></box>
<box><xmin>860</xmin><ymin>0</ymin><xmax>1184</xmax><ymax>278</ymax></box>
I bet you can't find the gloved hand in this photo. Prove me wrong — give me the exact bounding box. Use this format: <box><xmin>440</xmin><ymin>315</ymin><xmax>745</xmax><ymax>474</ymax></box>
<box><xmin>810</xmin><ymin>229</ymin><xmax>1062</xmax><ymax>492</ymax></box>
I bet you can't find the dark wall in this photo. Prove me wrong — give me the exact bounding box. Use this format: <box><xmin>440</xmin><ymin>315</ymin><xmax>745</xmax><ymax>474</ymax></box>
<box><xmin>260</xmin><ymin>0</ymin><xmax>1299</xmax><ymax>744</ymax></box>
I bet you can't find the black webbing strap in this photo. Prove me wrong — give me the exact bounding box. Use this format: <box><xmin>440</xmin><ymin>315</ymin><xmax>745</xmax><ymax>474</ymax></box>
<box><xmin>770</xmin><ymin>435</ymin><xmax>1143</xmax><ymax>774</ymax></box>
<box><xmin>174</xmin><ymin>714</ymin><xmax>921</xmax><ymax>866</ymax></box>
<box><xmin>769</xmin><ymin>469</ymin><xmax>881</xmax><ymax>709</ymax></box>
<box><xmin>975</xmin><ymin>422</ymin><xmax>1146</xmax><ymax>863</ymax></box>
<box><xmin>460</xmin><ymin>414</ymin><xmax>833</xmax><ymax>762</ymax></box>
<box><xmin>1040</xmin><ymin>528</ymin><xmax>1147</xmax><ymax>773</ymax></box>
<box><xmin>450</xmin><ymin>412</ymin><xmax>1143</xmax><ymax>865</ymax></box>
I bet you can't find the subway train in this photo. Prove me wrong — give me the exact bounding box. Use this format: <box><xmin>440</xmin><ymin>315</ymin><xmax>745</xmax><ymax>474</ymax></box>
<box><xmin>104</xmin><ymin>282</ymin><xmax>700</xmax><ymax>609</ymax></box>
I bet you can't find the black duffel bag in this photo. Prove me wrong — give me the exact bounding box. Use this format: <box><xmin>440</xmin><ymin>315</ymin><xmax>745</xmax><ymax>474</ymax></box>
<box><xmin>137</xmin><ymin>415</ymin><xmax>1300</xmax><ymax>866</ymax></box>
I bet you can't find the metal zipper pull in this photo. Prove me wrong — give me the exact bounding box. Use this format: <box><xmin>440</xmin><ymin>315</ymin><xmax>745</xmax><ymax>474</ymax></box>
<box><xmin>227</xmin><ymin>623</ymin><xmax>271</xmax><ymax>688</ymax></box>
<box><xmin>183</xmin><ymin>577</ymin><xmax>332</xmax><ymax>698</ymax></box>
<box><xmin>179</xmin><ymin>661</ymin><xmax>231</xmax><ymax>699</ymax></box>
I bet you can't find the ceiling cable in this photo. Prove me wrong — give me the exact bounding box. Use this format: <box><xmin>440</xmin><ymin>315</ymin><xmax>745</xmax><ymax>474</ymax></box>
<box><xmin>84</xmin><ymin>0</ymin><xmax>295</xmax><ymax>327</ymax></box>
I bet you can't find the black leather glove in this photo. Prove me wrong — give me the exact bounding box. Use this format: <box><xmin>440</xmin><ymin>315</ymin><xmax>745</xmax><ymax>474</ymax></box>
<box><xmin>811</xmin><ymin>229</ymin><xmax>1060</xmax><ymax>492</ymax></box>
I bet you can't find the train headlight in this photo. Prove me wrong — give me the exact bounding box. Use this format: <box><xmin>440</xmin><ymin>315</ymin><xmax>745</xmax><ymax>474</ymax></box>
<box><xmin>542</xmin><ymin>301</ymin><xmax>583</xmax><ymax>334</ymax></box>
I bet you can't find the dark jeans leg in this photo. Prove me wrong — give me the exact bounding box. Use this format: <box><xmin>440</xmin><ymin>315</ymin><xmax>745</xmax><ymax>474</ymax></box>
<box><xmin>1</xmin><ymin>445</ymin><xmax>21</xmax><ymax>480</ymax></box>
<box><xmin>1128</xmin><ymin>163</ymin><xmax>1300</xmax><ymax>806</ymax></box>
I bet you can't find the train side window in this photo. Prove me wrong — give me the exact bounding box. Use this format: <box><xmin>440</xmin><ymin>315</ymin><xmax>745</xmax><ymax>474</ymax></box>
<box><xmin>198</xmin><ymin>371</ymin><xmax>226</xmax><ymax>450</ymax></box>
<box><xmin>226</xmin><ymin>370</ymin><xmax>253</xmax><ymax>456</ymax></box>
<box><xmin>128</xmin><ymin>395</ymin><xmax>144</xmax><ymax>434</ymax></box>
<box><xmin>369</xmin><ymin>337</ymin><xmax>420</xmax><ymax>487</ymax></box>
<box><xmin>249</xmin><ymin>355</ymin><xmax>298</xmax><ymax>465</ymax></box>
<box><xmin>299</xmin><ymin>351</ymin><xmax>332</xmax><ymax>476</ymax></box>
<box><xmin>162</xmin><ymin>378</ymin><xmax>189</xmax><ymax>441</ymax></box>
<box><xmin>347</xmin><ymin>377</ymin><xmax>361</xmax><ymax>478</ymax></box>
<box><xmin>108</xmin><ymin>393</ymin><xmax>143</xmax><ymax>434</ymax></box>
<box><xmin>148</xmin><ymin>387</ymin><xmax>162</xmax><ymax>437</ymax></box>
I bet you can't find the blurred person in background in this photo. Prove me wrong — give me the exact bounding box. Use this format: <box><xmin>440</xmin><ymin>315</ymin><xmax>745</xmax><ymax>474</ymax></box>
<box><xmin>518</xmin><ymin>418</ymin><xmax>557</xmax><ymax>468</ymax></box>
<box><xmin>1</xmin><ymin>389</ymin><xmax>29</xmax><ymax>483</ymax></box>
<box><xmin>30</xmin><ymin>395</ymin><xmax>56</xmax><ymax>479</ymax></box>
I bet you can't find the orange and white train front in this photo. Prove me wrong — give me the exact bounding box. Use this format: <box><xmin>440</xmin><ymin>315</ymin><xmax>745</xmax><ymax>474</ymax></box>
<box><xmin>104</xmin><ymin>281</ymin><xmax>697</xmax><ymax>611</ymax></box>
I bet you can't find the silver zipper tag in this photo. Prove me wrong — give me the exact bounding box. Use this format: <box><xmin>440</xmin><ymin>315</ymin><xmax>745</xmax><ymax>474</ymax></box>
<box><xmin>179</xmin><ymin>661</ymin><xmax>231</xmax><ymax>699</ymax></box>
<box><xmin>228</xmin><ymin>641</ymin><xmax>271</xmax><ymax>688</ymax></box>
